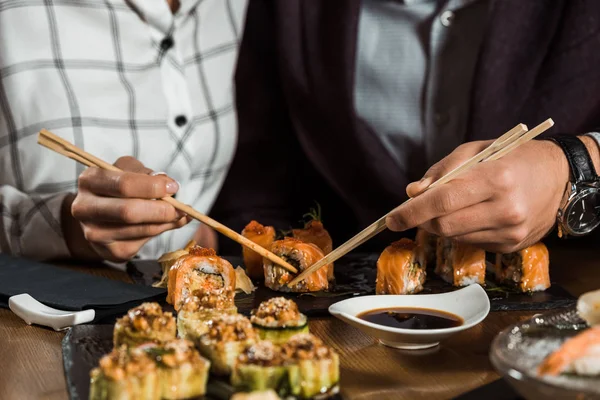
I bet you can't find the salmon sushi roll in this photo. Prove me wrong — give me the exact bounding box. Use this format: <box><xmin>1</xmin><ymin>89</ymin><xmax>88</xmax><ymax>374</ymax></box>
<box><xmin>415</xmin><ymin>229</ymin><xmax>438</xmax><ymax>270</ymax></box>
<box><xmin>495</xmin><ymin>242</ymin><xmax>550</xmax><ymax>292</ymax></box>
<box><xmin>577</xmin><ymin>289</ymin><xmax>600</xmax><ymax>326</ymax></box>
<box><xmin>538</xmin><ymin>326</ymin><xmax>600</xmax><ymax>376</ymax></box>
<box><xmin>264</xmin><ymin>238</ymin><xmax>329</xmax><ymax>293</ymax></box>
<box><xmin>293</xmin><ymin>219</ymin><xmax>334</xmax><ymax>282</ymax></box>
<box><xmin>242</xmin><ymin>221</ymin><xmax>276</xmax><ymax>280</ymax></box>
<box><xmin>436</xmin><ymin>238</ymin><xmax>485</xmax><ymax>287</ymax></box>
<box><xmin>167</xmin><ymin>247</ymin><xmax>236</xmax><ymax>311</ymax></box>
<box><xmin>376</xmin><ymin>238</ymin><xmax>426</xmax><ymax>295</ymax></box>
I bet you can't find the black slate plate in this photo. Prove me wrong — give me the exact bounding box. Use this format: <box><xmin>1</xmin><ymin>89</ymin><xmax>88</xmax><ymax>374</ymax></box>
<box><xmin>62</xmin><ymin>325</ymin><xmax>344</xmax><ymax>400</ymax></box>
<box><xmin>127</xmin><ymin>254</ymin><xmax>575</xmax><ymax>315</ymax></box>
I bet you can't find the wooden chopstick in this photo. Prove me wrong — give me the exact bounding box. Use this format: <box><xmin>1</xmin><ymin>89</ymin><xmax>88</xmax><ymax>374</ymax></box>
<box><xmin>37</xmin><ymin>129</ymin><xmax>299</xmax><ymax>274</ymax></box>
<box><xmin>288</xmin><ymin>119</ymin><xmax>554</xmax><ymax>287</ymax></box>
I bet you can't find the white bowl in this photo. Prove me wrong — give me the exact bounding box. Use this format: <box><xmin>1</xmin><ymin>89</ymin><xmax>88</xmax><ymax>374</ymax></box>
<box><xmin>328</xmin><ymin>284</ymin><xmax>490</xmax><ymax>350</ymax></box>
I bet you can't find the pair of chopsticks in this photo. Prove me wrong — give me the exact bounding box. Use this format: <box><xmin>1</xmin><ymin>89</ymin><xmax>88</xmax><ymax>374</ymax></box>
<box><xmin>37</xmin><ymin>129</ymin><xmax>299</xmax><ymax>274</ymax></box>
<box><xmin>288</xmin><ymin>118</ymin><xmax>555</xmax><ymax>286</ymax></box>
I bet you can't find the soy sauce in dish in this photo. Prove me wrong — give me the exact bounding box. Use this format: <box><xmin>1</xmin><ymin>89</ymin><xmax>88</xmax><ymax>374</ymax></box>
<box><xmin>357</xmin><ymin>307</ymin><xmax>463</xmax><ymax>330</ymax></box>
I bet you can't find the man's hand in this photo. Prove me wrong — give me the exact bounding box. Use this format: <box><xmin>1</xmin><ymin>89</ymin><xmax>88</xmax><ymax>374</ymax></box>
<box><xmin>64</xmin><ymin>156</ymin><xmax>189</xmax><ymax>262</ymax></box>
<box><xmin>385</xmin><ymin>139</ymin><xmax>571</xmax><ymax>253</ymax></box>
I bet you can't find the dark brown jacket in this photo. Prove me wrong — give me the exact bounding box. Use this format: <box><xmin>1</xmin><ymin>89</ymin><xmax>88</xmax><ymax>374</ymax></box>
<box><xmin>213</xmin><ymin>0</ymin><xmax>600</xmax><ymax>254</ymax></box>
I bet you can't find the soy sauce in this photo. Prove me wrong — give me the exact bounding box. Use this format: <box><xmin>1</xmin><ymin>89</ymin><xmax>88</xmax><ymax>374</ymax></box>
<box><xmin>357</xmin><ymin>307</ymin><xmax>463</xmax><ymax>330</ymax></box>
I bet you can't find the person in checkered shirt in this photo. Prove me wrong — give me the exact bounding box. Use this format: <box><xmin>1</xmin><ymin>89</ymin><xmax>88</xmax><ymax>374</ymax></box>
<box><xmin>0</xmin><ymin>0</ymin><xmax>248</xmax><ymax>262</ymax></box>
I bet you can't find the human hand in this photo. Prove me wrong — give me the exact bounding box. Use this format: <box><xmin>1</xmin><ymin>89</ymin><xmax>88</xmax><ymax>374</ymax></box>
<box><xmin>66</xmin><ymin>157</ymin><xmax>189</xmax><ymax>261</ymax></box>
<box><xmin>385</xmin><ymin>139</ymin><xmax>570</xmax><ymax>252</ymax></box>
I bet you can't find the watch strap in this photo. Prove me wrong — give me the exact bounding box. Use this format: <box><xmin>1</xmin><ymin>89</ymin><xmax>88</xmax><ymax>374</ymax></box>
<box><xmin>548</xmin><ymin>134</ymin><xmax>598</xmax><ymax>183</ymax></box>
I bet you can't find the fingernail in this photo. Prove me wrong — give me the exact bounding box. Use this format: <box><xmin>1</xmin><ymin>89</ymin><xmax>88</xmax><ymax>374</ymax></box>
<box><xmin>386</xmin><ymin>216</ymin><xmax>403</xmax><ymax>231</ymax></box>
<box><xmin>166</xmin><ymin>180</ymin><xmax>179</xmax><ymax>194</ymax></box>
<box><xmin>419</xmin><ymin>177</ymin><xmax>433</xmax><ymax>188</ymax></box>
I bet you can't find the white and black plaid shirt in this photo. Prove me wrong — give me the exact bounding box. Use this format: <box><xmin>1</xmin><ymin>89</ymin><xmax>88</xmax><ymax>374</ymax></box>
<box><xmin>0</xmin><ymin>0</ymin><xmax>248</xmax><ymax>260</ymax></box>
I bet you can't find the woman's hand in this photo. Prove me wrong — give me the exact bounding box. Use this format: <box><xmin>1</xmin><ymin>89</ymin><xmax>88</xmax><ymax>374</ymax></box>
<box><xmin>64</xmin><ymin>156</ymin><xmax>189</xmax><ymax>262</ymax></box>
<box><xmin>385</xmin><ymin>139</ymin><xmax>571</xmax><ymax>253</ymax></box>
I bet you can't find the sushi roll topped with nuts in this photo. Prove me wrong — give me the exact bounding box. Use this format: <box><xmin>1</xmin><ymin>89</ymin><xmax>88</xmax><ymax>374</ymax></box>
<box><xmin>231</xmin><ymin>340</ymin><xmax>288</xmax><ymax>392</ymax></box>
<box><xmin>198</xmin><ymin>314</ymin><xmax>259</xmax><ymax>376</ymax></box>
<box><xmin>177</xmin><ymin>291</ymin><xmax>238</xmax><ymax>341</ymax></box>
<box><xmin>113</xmin><ymin>302</ymin><xmax>176</xmax><ymax>348</ymax></box>
<box><xmin>250</xmin><ymin>297</ymin><xmax>309</xmax><ymax>344</ymax></box>
<box><xmin>90</xmin><ymin>345</ymin><xmax>160</xmax><ymax>400</ymax></box>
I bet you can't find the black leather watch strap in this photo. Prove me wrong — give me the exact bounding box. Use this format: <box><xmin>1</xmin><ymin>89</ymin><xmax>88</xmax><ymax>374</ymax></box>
<box><xmin>548</xmin><ymin>134</ymin><xmax>598</xmax><ymax>183</ymax></box>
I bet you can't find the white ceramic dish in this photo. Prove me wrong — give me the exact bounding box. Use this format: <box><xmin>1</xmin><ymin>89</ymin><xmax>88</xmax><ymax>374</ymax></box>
<box><xmin>328</xmin><ymin>284</ymin><xmax>490</xmax><ymax>349</ymax></box>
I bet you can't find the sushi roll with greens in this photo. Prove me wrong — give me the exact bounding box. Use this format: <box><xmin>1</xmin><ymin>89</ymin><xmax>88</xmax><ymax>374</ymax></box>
<box><xmin>495</xmin><ymin>242</ymin><xmax>550</xmax><ymax>292</ymax></box>
<box><xmin>436</xmin><ymin>238</ymin><xmax>485</xmax><ymax>287</ymax></box>
<box><xmin>113</xmin><ymin>303</ymin><xmax>176</xmax><ymax>348</ymax></box>
<box><xmin>230</xmin><ymin>340</ymin><xmax>287</xmax><ymax>392</ymax></box>
<box><xmin>140</xmin><ymin>339</ymin><xmax>210</xmax><ymax>399</ymax></box>
<box><xmin>89</xmin><ymin>345</ymin><xmax>160</xmax><ymax>400</ymax></box>
<box><xmin>177</xmin><ymin>291</ymin><xmax>238</xmax><ymax>340</ymax></box>
<box><xmin>250</xmin><ymin>297</ymin><xmax>308</xmax><ymax>344</ymax></box>
<box><xmin>197</xmin><ymin>314</ymin><xmax>259</xmax><ymax>376</ymax></box>
<box><xmin>281</xmin><ymin>333</ymin><xmax>340</xmax><ymax>399</ymax></box>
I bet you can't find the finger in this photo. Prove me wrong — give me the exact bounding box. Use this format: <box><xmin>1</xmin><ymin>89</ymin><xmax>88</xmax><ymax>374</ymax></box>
<box><xmin>72</xmin><ymin>195</ymin><xmax>184</xmax><ymax>224</ymax></box>
<box><xmin>114</xmin><ymin>156</ymin><xmax>152</xmax><ymax>174</ymax></box>
<box><xmin>406</xmin><ymin>140</ymin><xmax>491</xmax><ymax>198</ymax></box>
<box><xmin>82</xmin><ymin>218</ymin><xmax>189</xmax><ymax>243</ymax></box>
<box><xmin>450</xmin><ymin>228</ymin><xmax>535</xmax><ymax>253</ymax></box>
<box><xmin>91</xmin><ymin>238</ymin><xmax>149</xmax><ymax>262</ymax></box>
<box><xmin>78</xmin><ymin>167</ymin><xmax>179</xmax><ymax>198</ymax></box>
<box><xmin>386</xmin><ymin>170</ymin><xmax>494</xmax><ymax>232</ymax></box>
<box><xmin>419</xmin><ymin>199</ymin><xmax>523</xmax><ymax>238</ymax></box>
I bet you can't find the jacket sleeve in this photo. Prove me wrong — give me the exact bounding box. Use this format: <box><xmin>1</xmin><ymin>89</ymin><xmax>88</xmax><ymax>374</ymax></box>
<box><xmin>0</xmin><ymin>184</ymin><xmax>71</xmax><ymax>260</ymax></box>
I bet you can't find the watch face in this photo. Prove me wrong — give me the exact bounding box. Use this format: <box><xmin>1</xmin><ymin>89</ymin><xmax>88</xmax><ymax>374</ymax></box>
<box><xmin>565</xmin><ymin>187</ymin><xmax>600</xmax><ymax>235</ymax></box>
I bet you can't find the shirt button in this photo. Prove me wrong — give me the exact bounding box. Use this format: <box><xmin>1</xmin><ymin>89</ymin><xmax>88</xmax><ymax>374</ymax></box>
<box><xmin>160</xmin><ymin>36</ymin><xmax>174</xmax><ymax>51</ymax></box>
<box><xmin>440</xmin><ymin>10</ymin><xmax>454</xmax><ymax>27</ymax></box>
<box><xmin>175</xmin><ymin>115</ymin><xmax>187</xmax><ymax>127</ymax></box>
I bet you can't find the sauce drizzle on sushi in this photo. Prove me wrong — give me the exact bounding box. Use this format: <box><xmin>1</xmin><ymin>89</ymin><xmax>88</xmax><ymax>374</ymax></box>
<box><xmin>357</xmin><ymin>307</ymin><xmax>463</xmax><ymax>330</ymax></box>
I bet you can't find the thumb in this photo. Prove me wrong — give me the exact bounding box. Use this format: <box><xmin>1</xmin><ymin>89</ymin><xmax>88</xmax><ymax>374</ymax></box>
<box><xmin>406</xmin><ymin>140</ymin><xmax>491</xmax><ymax>198</ymax></box>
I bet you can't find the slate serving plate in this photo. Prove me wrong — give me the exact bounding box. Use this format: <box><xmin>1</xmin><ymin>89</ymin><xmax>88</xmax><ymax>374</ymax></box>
<box><xmin>128</xmin><ymin>254</ymin><xmax>575</xmax><ymax>315</ymax></box>
<box><xmin>63</xmin><ymin>325</ymin><xmax>344</xmax><ymax>400</ymax></box>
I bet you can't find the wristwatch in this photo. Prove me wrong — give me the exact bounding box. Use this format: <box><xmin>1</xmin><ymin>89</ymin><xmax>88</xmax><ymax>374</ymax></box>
<box><xmin>548</xmin><ymin>134</ymin><xmax>600</xmax><ymax>237</ymax></box>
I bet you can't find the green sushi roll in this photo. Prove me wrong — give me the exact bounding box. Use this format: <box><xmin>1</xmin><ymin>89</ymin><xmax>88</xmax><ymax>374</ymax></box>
<box><xmin>89</xmin><ymin>345</ymin><xmax>160</xmax><ymax>400</ymax></box>
<box><xmin>177</xmin><ymin>292</ymin><xmax>237</xmax><ymax>341</ymax></box>
<box><xmin>113</xmin><ymin>302</ymin><xmax>176</xmax><ymax>348</ymax></box>
<box><xmin>281</xmin><ymin>333</ymin><xmax>340</xmax><ymax>399</ymax></box>
<box><xmin>140</xmin><ymin>339</ymin><xmax>210</xmax><ymax>400</ymax></box>
<box><xmin>250</xmin><ymin>297</ymin><xmax>308</xmax><ymax>345</ymax></box>
<box><xmin>197</xmin><ymin>314</ymin><xmax>258</xmax><ymax>376</ymax></box>
<box><xmin>231</xmin><ymin>341</ymin><xmax>287</xmax><ymax>392</ymax></box>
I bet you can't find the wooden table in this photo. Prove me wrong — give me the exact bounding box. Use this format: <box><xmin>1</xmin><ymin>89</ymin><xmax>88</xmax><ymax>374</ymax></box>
<box><xmin>1</xmin><ymin>245</ymin><xmax>599</xmax><ymax>400</ymax></box>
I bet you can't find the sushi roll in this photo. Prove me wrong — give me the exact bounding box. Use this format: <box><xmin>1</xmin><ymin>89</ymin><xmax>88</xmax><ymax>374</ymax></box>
<box><xmin>89</xmin><ymin>345</ymin><xmax>160</xmax><ymax>400</ymax></box>
<box><xmin>250</xmin><ymin>297</ymin><xmax>309</xmax><ymax>344</ymax></box>
<box><xmin>538</xmin><ymin>326</ymin><xmax>600</xmax><ymax>376</ymax></box>
<box><xmin>264</xmin><ymin>238</ymin><xmax>329</xmax><ymax>293</ymax></box>
<box><xmin>242</xmin><ymin>221</ymin><xmax>276</xmax><ymax>280</ymax></box>
<box><xmin>281</xmin><ymin>333</ymin><xmax>340</xmax><ymax>399</ymax></box>
<box><xmin>177</xmin><ymin>292</ymin><xmax>238</xmax><ymax>340</ymax></box>
<box><xmin>113</xmin><ymin>303</ymin><xmax>176</xmax><ymax>348</ymax></box>
<box><xmin>197</xmin><ymin>314</ymin><xmax>259</xmax><ymax>376</ymax></box>
<box><xmin>230</xmin><ymin>340</ymin><xmax>287</xmax><ymax>392</ymax></box>
<box><xmin>140</xmin><ymin>339</ymin><xmax>210</xmax><ymax>399</ymax></box>
<box><xmin>495</xmin><ymin>242</ymin><xmax>550</xmax><ymax>292</ymax></box>
<box><xmin>415</xmin><ymin>229</ymin><xmax>438</xmax><ymax>270</ymax></box>
<box><xmin>436</xmin><ymin>238</ymin><xmax>485</xmax><ymax>287</ymax></box>
<box><xmin>293</xmin><ymin>219</ymin><xmax>335</xmax><ymax>282</ymax></box>
<box><xmin>376</xmin><ymin>238</ymin><xmax>426</xmax><ymax>295</ymax></box>
<box><xmin>577</xmin><ymin>289</ymin><xmax>600</xmax><ymax>326</ymax></box>
<box><xmin>167</xmin><ymin>247</ymin><xmax>236</xmax><ymax>311</ymax></box>
<box><xmin>153</xmin><ymin>240</ymin><xmax>196</xmax><ymax>288</ymax></box>
<box><xmin>231</xmin><ymin>390</ymin><xmax>281</xmax><ymax>400</ymax></box>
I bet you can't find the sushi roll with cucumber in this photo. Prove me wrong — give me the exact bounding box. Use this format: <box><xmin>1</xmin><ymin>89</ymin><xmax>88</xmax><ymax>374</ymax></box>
<box><xmin>197</xmin><ymin>314</ymin><xmax>259</xmax><ymax>376</ymax></box>
<box><xmin>250</xmin><ymin>297</ymin><xmax>309</xmax><ymax>344</ymax></box>
<box><xmin>281</xmin><ymin>333</ymin><xmax>340</xmax><ymax>399</ymax></box>
<box><xmin>376</xmin><ymin>238</ymin><xmax>426</xmax><ymax>295</ymax></box>
<box><xmin>113</xmin><ymin>303</ymin><xmax>176</xmax><ymax>348</ymax></box>
<box><xmin>140</xmin><ymin>339</ymin><xmax>210</xmax><ymax>399</ymax></box>
<box><xmin>495</xmin><ymin>242</ymin><xmax>550</xmax><ymax>292</ymax></box>
<box><xmin>230</xmin><ymin>340</ymin><xmax>288</xmax><ymax>392</ymax></box>
<box><xmin>177</xmin><ymin>291</ymin><xmax>238</xmax><ymax>340</ymax></box>
<box><xmin>436</xmin><ymin>238</ymin><xmax>485</xmax><ymax>287</ymax></box>
<box><xmin>89</xmin><ymin>345</ymin><xmax>160</xmax><ymax>400</ymax></box>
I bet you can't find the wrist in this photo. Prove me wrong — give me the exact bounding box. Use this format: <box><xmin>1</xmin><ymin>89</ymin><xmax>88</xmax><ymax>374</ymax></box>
<box><xmin>61</xmin><ymin>193</ymin><xmax>101</xmax><ymax>260</ymax></box>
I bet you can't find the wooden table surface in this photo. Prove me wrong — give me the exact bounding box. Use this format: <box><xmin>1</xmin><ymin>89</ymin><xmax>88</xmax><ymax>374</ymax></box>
<box><xmin>1</xmin><ymin>245</ymin><xmax>599</xmax><ymax>400</ymax></box>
